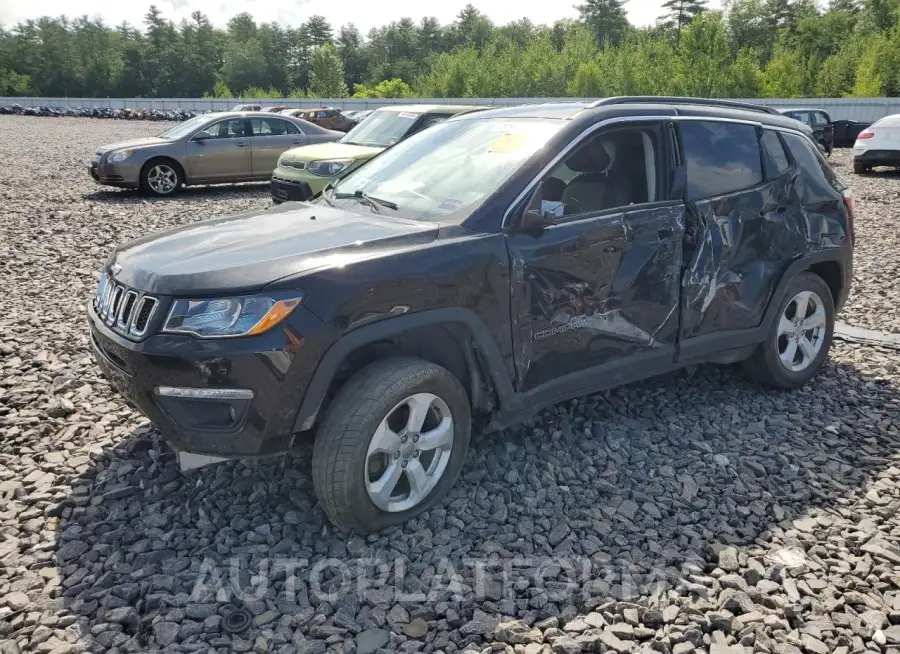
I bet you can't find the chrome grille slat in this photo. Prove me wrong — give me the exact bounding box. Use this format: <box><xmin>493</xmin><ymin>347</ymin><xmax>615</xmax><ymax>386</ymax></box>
<box><xmin>116</xmin><ymin>291</ymin><xmax>138</xmax><ymax>330</ymax></box>
<box><xmin>107</xmin><ymin>285</ymin><xmax>124</xmax><ymax>324</ymax></box>
<box><xmin>92</xmin><ymin>273</ymin><xmax>159</xmax><ymax>340</ymax></box>
<box><xmin>130</xmin><ymin>296</ymin><xmax>158</xmax><ymax>336</ymax></box>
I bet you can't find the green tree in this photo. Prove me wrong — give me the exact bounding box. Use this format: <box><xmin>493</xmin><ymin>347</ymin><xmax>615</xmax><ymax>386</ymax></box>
<box><xmin>221</xmin><ymin>38</ymin><xmax>266</xmax><ymax>94</ymax></box>
<box><xmin>308</xmin><ymin>43</ymin><xmax>347</xmax><ymax>97</ymax></box>
<box><xmin>660</xmin><ymin>0</ymin><xmax>709</xmax><ymax>34</ymax></box>
<box><xmin>576</xmin><ymin>0</ymin><xmax>630</xmax><ymax>46</ymax></box>
<box><xmin>337</xmin><ymin>24</ymin><xmax>367</xmax><ymax>91</ymax></box>
<box><xmin>759</xmin><ymin>44</ymin><xmax>806</xmax><ymax>96</ymax></box>
<box><xmin>305</xmin><ymin>16</ymin><xmax>333</xmax><ymax>46</ymax></box>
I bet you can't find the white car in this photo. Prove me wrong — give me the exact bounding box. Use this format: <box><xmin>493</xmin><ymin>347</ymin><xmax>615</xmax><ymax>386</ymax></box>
<box><xmin>853</xmin><ymin>113</ymin><xmax>900</xmax><ymax>174</ymax></box>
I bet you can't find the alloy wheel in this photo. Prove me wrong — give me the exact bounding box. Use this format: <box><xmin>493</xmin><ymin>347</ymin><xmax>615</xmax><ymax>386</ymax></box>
<box><xmin>147</xmin><ymin>164</ymin><xmax>178</xmax><ymax>195</ymax></box>
<box><xmin>776</xmin><ymin>290</ymin><xmax>826</xmax><ymax>372</ymax></box>
<box><xmin>365</xmin><ymin>392</ymin><xmax>454</xmax><ymax>513</ymax></box>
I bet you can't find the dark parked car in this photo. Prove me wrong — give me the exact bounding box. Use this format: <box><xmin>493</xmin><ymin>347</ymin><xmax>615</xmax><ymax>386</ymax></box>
<box><xmin>780</xmin><ymin>108</ymin><xmax>834</xmax><ymax>156</ymax></box>
<box><xmin>88</xmin><ymin>96</ymin><xmax>854</xmax><ymax>533</ymax></box>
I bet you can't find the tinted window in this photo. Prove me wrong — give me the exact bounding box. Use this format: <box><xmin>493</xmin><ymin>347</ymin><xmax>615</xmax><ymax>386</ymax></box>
<box><xmin>782</xmin><ymin>132</ymin><xmax>845</xmax><ymax>191</ymax></box>
<box><xmin>760</xmin><ymin>130</ymin><xmax>791</xmax><ymax>179</ymax></box>
<box><xmin>251</xmin><ymin>118</ymin><xmax>298</xmax><ymax>136</ymax></box>
<box><xmin>680</xmin><ymin>121</ymin><xmax>762</xmax><ymax>200</ymax></box>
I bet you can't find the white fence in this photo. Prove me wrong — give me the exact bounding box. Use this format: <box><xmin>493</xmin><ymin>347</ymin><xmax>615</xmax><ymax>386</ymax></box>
<box><xmin>2</xmin><ymin>96</ymin><xmax>899</xmax><ymax>122</ymax></box>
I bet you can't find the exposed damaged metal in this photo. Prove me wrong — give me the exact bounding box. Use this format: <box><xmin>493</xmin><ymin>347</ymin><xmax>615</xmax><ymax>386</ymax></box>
<box><xmin>508</xmin><ymin>204</ymin><xmax>685</xmax><ymax>390</ymax></box>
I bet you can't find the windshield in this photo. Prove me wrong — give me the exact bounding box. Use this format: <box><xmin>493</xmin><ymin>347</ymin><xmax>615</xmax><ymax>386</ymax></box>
<box><xmin>326</xmin><ymin>118</ymin><xmax>564</xmax><ymax>222</ymax></box>
<box><xmin>340</xmin><ymin>110</ymin><xmax>423</xmax><ymax>148</ymax></box>
<box><xmin>158</xmin><ymin>115</ymin><xmax>215</xmax><ymax>140</ymax></box>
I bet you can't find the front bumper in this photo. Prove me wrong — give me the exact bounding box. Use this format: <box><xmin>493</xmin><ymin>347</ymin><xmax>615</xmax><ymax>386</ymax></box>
<box><xmin>271</xmin><ymin>176</ymin><xmax>314</xmax><ymax>203</ymax></box>
<box><xmin>88</xmin><ymin>159</ymin><xmax>140</xmax><ymax>188</ymax></box>
<box><xmin>87</xmin><ymin>301</ymin><xmax>326</xmax><ymax>457</ymax></box>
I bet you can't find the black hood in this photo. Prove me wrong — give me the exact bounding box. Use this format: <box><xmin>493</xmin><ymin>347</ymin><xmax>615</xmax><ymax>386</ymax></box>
<box><xmin>108</xmin><ymin>202</ymin><xmax>439</xmax><ymax>295</ymax></box>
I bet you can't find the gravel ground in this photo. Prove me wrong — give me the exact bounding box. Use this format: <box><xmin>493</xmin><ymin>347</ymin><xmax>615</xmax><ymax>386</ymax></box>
<box><xmin>0</xmin><ymin>116</ymin><xmax>899</xmax><ymax>654</ymax></box>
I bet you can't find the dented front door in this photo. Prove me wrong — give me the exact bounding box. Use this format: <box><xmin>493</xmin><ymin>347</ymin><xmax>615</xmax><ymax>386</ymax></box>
<box><xmin>506</xmin><ymin>203</ymin><xmax>685</xmax><ymax>392</ymax></box>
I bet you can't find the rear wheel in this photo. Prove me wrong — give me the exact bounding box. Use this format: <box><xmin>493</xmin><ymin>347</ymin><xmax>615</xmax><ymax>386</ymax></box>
<box><xmin>311</xmin><ymin>357</ymin><xmax>471</xmax><ymax>534</ymax></box>
<box><xmin>743</xmin><ymin>272</ymin><xmax>834</xmax><ymax>389</ymax></box>
<box><xmin>140</xmin><ymin>159</ymin><xmax>183</xmax><ymax>196</ymax></box>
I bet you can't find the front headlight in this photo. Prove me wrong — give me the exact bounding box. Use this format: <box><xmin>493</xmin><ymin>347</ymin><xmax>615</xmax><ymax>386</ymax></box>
<box><xmin>163</xmin><ymin>294</ymin><xmax>303</xmax><ymax>338</ymax></box>
<box><xmin>108</xmin><ymin>150</ymin><xmax>133</xmax><ymax>164</ymax></box>
<box><xmin>307</xmin><ymin>158</ymin><xmax>355</xmax><ymax>177</ymax></box>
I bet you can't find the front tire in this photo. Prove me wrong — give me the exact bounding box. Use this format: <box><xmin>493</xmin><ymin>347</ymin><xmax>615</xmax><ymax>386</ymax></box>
<box><xmin>312</xmin><ymin>357</ymin><xmax>472</xmax><ymax>534</ymax></box>
<box><xmin>853</xmin><ymin>161</ymin><xmax>870</xmax><ymax>175</ymax></box>
<box><xmin>140</xmin><ymin>159</ymin><xmax>183</xmax><ymax>196</ymax></box>
<box><xmin>743</xmin><ymin>272</ymin><xmax>834</xmax><ymax>389</ymax></box>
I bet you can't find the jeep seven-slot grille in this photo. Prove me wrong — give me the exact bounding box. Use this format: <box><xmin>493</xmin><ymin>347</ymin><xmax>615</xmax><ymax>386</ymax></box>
<box><xmin>94</xmin><ymin>272</ymin><xmax>158</xmax><ymax>338</ymax></box>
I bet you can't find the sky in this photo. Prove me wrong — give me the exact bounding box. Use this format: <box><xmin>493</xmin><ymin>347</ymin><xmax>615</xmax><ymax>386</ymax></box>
<box><xmin>0</xmin><ymin>0</ymin><xmax>721</xmax><ymax>34</ymax></box>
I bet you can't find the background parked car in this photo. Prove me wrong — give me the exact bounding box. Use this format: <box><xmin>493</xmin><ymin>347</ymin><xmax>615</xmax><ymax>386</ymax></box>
<box><xmin>833</xmin><ymin>119</ymin><xmax>872</xmax><ymax>148</ymax></box>
<box><xmin>780</xmin><ymin>108</ymin><xmax>834</xmax><ymax>156</ymax></box>
<box><xmin>231</xmin><ymin>103</ymin><xmax>262</xmax><ymax>111</ymax></box>
<box><xmin>262</xmin><ymin>105</ymin><xmax>292</xmax><ymax>113</ymax></box>
<box><xmin>270</xmin><ymin>104</ymin><xmax>488</xmax><ymax>203</ymax></box>
<box><xmin>282</xmin><ymin>107</ymin><xmax>355</xmax><ymax>132</ymax></box>
<box><xmin>89</xmin><ymin>111</ymin><xmax>342</xmax><ymax>196</ymax></box>
<box><xmin>853</xmin><ymin>113</ymin><xmax>900</xmax><ymax>173</ymax></box>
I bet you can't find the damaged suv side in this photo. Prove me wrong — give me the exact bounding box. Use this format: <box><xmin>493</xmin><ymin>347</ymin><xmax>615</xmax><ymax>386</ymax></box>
<box><xmin>88</xmin><ymin>97</ymin><xmax>854</xmax><ymax>534</ymax></box>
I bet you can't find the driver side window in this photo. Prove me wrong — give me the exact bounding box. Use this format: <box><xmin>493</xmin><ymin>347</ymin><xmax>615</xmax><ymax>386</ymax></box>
<box><xmin>201</xmin><ymin>119</ymin><xmax>247</xmax><ymax>139</ymax></box>
<box><xmin>531</xmin><ymin>126</ymin><xmax>659</xmax><ymax>221</ymax></box>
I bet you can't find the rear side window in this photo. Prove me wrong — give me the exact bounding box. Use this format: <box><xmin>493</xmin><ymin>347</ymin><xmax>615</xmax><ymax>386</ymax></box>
<box><xmin>680</xmin><ymin>121</ymin><xmax>763</xmax><ymax>200</ymax></box>
<box><xmin>812</xmin><ymin>112</ymin><xmax>830</xmax><ymax>127</ymax></box>
<box><xmin>782</xmin><ymin>132</ymin><xmax>845</xmax><ymax>191</ymax></box>
<box><xmin>761</xmin><ymin>130</ymin><xmax>791</xmax><ymax>179</ymax></box>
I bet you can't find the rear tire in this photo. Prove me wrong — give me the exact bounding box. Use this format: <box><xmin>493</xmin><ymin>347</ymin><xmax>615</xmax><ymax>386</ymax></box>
<box><xmin>312</xmin><ymin>357</ymin><xmax>471</xmax><ymax>534</ymax></box>
<box><xmin>743</xmin><ymin>272</ymin><xmax>834</xmax><ymax>389</ymax></box>
<box><xmin>140</xmin><ymin>158</ymin><xmax>183</xmax><ymax>197</ymax></box>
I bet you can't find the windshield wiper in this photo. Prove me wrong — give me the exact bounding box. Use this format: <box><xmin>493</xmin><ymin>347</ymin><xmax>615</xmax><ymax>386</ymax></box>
<box><xmin>334</xmin><ymin>190</ymin><xmax>398</xmax><ymax>213</ymax></box>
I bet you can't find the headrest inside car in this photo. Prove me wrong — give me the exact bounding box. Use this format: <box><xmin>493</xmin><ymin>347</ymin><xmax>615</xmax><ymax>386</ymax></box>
<box><xmin>567</xmin><ymin>141</ymin><xmax>611</xmax><ymax>173</ymax></box>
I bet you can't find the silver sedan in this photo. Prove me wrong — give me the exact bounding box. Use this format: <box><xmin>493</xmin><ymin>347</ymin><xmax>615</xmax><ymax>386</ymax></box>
<box><xmin>88</xmin><ymin>111</ymin><xmax>344</xmax><ymax>196</ymax></box>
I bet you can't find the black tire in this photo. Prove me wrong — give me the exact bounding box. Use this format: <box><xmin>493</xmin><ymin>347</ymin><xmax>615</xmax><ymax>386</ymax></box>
<box><xmin>312</xmin><ymin>357</ymin><xmax>472</xmax><ymax>534</ymax></box>
<box><xmin>853</xmin><ymin>161</ymin><xmax>870</xmax><ymax>175</ymax></box>
<box><xmin>140</xmin><ymin>158</ymin><xmax>183</xmax><ymax>197</ymax></box>
<box><xmin>743</xmin><ymin>272</ymin><xmax>834</xmax><ymax>389</ymax></box>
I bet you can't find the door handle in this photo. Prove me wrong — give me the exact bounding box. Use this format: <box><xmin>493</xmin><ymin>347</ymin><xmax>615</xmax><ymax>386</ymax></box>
<box><xmin>292</xmin><ymin>139</ymin><xmax>303</xmax><ymax>144</ymax></box>
<box><xmin>236</xmin><ymin>141</ymin><xmax>248</xmax><ymax>148</ymax></box>
<box><xmin>658</xmin><ymin>227</ymin><xmax>674</xmax><ymax>238</ymax></box>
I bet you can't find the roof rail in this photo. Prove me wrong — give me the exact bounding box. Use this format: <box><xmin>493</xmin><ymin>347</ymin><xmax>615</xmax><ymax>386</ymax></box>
<box><xmin>588</xmin><ymin>96</ymin><xmax>781</xmax><ymax>116</ymax></box>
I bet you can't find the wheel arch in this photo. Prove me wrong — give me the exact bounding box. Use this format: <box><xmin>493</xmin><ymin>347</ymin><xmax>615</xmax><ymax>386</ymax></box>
<box><xmin>293</xmin><ymin>308</ymin><xmax>515</xmax><ymax>434</ymax></box>
<box><xmin>762</xmin><ymin>249</ymin><xmax>850</xmax><ymax>333</ymax></box>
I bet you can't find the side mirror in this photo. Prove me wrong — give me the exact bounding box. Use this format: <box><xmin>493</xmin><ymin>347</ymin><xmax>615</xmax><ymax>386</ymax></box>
<box><xmin>193</xmin><ymin>131</ymin><xmax>211</xmax><ymax>142</ymax></box>
<box><xmin>516</xmin><ymin>180</ymin><xmax>558</xmax><ymax>233</ymax></box>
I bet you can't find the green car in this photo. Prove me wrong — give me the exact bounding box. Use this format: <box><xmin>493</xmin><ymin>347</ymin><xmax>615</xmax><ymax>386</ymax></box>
<box><xmin>270</xmin><ymin>104</ymin><xmax>488</xmax><ymax>203</ymax></box>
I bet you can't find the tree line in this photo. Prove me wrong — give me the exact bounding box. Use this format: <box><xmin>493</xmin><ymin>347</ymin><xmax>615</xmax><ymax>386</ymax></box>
<box><xmin>1</xmin><ymin>0</ymin><xmax>899</xmax><ymax>99</ymax></box>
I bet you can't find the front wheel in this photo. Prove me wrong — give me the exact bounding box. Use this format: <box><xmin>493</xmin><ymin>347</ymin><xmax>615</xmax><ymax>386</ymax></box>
<box><xmin>311</xmin><ymin>357</ymin><xmax>471</xmax><ymax>534</ymax></box>
<box><xmin>743</xmin><ymin>272</ymin><xmax>834</xmax><ymax>389</ymax></box>
<box><xmin>140</xmin><ymin>159</ymin><xmax>183</xmax><ymax>196</ymax></box>
<box><xmin>853</xmin><ymin>161</ymin><xmax>870</xmax><ymax>175</ymax></box>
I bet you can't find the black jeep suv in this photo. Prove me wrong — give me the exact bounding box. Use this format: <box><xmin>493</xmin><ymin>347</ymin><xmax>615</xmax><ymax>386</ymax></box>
<box><xmin>88</xmin><ymin>97</ymin><xmax>855</xmax><ymax>534</ymax></box>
